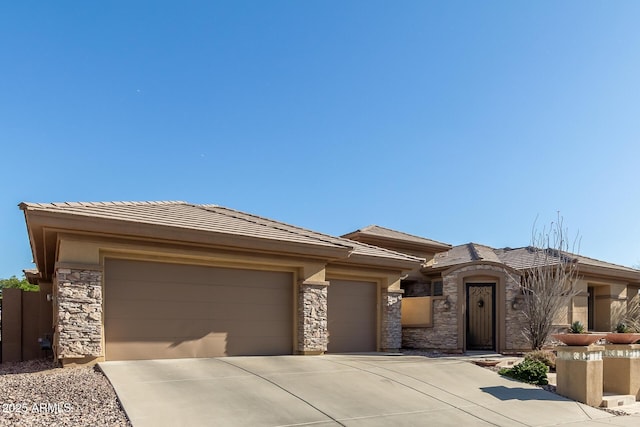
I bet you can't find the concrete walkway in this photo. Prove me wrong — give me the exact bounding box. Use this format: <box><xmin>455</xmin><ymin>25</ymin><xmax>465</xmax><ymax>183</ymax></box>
<box><xmin>99</xmin><ymin>354</ymin><xmax>640</xmax><ymax>427</ymax></box>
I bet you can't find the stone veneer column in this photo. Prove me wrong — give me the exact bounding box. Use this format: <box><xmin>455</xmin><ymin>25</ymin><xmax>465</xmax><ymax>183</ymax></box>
<box><xmin>55</xmin><ymin>268</ymin><xmax>103</xmax><ymax>359</ymax></box>
<box><xmin>381</xmin><ymin>289</ymin><xmax>402</xmax><ymax>351</ymax></box>
<box><xmin>603</xmin><ymin>344</ymin><xmax>640</xmax><ymax>399</ymax></box>
<box><xmin>297</xmin><ymin>280</ymin><xmax>328</xmax><ymax>354</ymax></box>
<box><xmin>504</xmin><ymin>271</ymin><xmax>529</xmax><ymax>351</ymax></box>
<box><xmin>556</xmin><ymin>345</ymin><xmax>604</xmax><ymax>406</ymax></box>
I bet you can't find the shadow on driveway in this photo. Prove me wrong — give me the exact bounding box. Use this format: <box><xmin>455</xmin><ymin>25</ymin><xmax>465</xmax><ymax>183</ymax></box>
<box><xmin>480</xmin><ymin>385</ymin><xmax>566</xmax><ymax>401</ymax></box>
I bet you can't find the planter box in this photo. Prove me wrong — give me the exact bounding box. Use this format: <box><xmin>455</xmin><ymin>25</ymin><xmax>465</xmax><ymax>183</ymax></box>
<box><xmin>603</xmin><ymin>344</ymin><xmax>640</xmax><ymax>399</ymax></box>
<box><xmin>552</xmin><ymin>334</ymin><xmax>606</xmax><ymax>346</ymax></box>
<box><xmin>605</xmin><ymin>333</ymin><xmax>640</xmax><ymax>344</ymax></box>
<box><xmin>556</xmin><ymin>345</ymin><xmax>604</xmax><ymax>406</ymax></box>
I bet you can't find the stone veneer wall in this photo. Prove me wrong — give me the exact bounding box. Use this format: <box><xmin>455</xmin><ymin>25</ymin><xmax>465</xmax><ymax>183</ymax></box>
<box><xmin>381</xmin><ymin>290</ymin><xmax>402</xmax><ymax>351</ymax></box>
<box><xmin>55</xmin><ymin>268</ymin><xmax>103</xmax><ymax>359</ymax></box>
<box><xmin>297</xmin><ymin>281</ymin><xmax>328</xmax><ymax>353</ymax></box>
<box><xmin>504</xmin><ymin>270</ymin><xmax>529</xmax><ymax>350</ymax></box>
<box><xmin>403</xmin><ymin>272</ymin><xmax>459</xmax><ymax>351</ymax></box>
<box><xmin>403</xmin><ymin>264</ymin><xmax>529</xmax><ymax>352</ymax></box>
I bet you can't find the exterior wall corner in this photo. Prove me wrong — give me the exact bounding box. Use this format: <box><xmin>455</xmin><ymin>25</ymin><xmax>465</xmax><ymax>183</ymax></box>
<box><xmin>381</xmin><ymin>289</ymin><xmax>402</xmax><ymax>351</ymax></box>
<box><xmin>54</xmin><ymin>268</ymin><xmax>103</xmax><ymax>360</ymax></box>
<box><xmin>297</xmin><ymin>280</ymin><xmax>329</xmax><ymax>354</ymax></box>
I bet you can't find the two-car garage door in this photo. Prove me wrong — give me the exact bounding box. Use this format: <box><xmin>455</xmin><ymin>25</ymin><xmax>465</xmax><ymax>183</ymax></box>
<box><xmin>104</xmin><ymin>259</ymin><xmax>293</xmax><ymax>361</ymax></box>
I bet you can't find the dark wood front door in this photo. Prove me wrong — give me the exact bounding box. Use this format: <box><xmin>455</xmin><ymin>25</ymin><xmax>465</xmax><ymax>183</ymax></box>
<box><xmin>466</xmin><ymin>283</ymin><xmax>496</xmax><ymax>351</ymax></box>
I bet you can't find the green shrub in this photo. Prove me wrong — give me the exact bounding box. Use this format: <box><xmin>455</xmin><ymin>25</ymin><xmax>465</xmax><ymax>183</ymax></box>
<box><xmin>499</xmin><ymin>359</ymin><xmax>549</xmax><ymax>385</ymax></box>
<box><xmin>569</xmin><ymin>321</ymin><xmax>585</xmax><ymax>334</ymax></box>
<box><xmin>615</xmin><ymin>322</ymin><xmax>633</xmax><ymax>333</ymax></box>
<box><xmin>524</xmin><ymin>350</ymin><xmax>556</xmax><ymax>371</ymax></box>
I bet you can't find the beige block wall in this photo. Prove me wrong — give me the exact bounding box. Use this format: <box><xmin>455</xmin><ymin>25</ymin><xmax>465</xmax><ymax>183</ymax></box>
<box><xmin>603</xmin><ymin>344</ymin><xmax>640</xmax><ymax>399</ymax></box>
<box><xmin>556</xmin><ymin>346</ymin><xmax>604</xmax><ymax>407</ymax></box>
<box><xmin>401</xmin><ymin>297</ymin><xmax>432</xmax><ymax>327</ymax></box>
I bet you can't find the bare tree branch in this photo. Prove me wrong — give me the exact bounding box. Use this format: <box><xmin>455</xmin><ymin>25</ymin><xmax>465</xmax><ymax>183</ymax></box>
<box><xmin>517</xmin><ymin>214</ymin><xmax>582</xmax><ymax>350</ymax></box>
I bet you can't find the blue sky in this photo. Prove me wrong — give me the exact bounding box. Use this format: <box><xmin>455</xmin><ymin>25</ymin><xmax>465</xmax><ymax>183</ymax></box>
<box><xmin>1</xmin><ymin>1</ymin><xmax>639</xmax><ymax>278</ymax></box>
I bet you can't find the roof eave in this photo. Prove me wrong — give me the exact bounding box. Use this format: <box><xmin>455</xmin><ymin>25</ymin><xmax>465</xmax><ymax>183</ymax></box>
<box><xmin>422</xmin><ymin>260</ymin><xmax>520</xmax><ymax>276</ymax></box>
<box><xmin>344</xmin><ymin>233</ymin><xmax>451</xmax><ymax>252</ymax></box>
<box><xmin>20</xmin><ymin>206</ymin><xmax>44</xmax><ymax>276</ymax></box>
<box><xmin>22</xmin><ymin>209</ymin><xmax>354</xmax><ymax>279</ymax></box>
<box><xmin>331</xmin><ymin>253</ymin><xmax>423</xmax><ymax>272</ymax></box>
<box><xmin>577</xmin><ymin>264</ymin><xmax>640</xmax><ymax>283</ymax></box>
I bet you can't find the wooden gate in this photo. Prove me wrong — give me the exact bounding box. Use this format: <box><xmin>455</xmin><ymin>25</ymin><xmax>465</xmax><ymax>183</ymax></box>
<box><xmin>466</xmin><ymin>283</ymin><xmax>495</xmax><ymax>351</ymax></box>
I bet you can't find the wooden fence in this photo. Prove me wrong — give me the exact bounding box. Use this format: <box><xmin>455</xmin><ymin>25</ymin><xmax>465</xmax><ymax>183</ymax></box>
<box><xmin>0</xmin><ymin>284</ymin><xmax>53</xmax><ymax>363</ymax></box>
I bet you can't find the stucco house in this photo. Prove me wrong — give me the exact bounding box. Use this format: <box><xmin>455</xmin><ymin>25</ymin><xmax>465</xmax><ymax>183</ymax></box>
<box><xmin>15</xmin><ymin>201</ymin><xmax>640</xmax><ymax>365</ymax></box>
<box><xmin>19</xmin><ymin>201</ymin><xmax>422</xmax><ymax>365</ymax></box>
<box><xmin>346</xmin><ymin>226</ymin><xmax>640</xmax><ymax>354</ymax></box>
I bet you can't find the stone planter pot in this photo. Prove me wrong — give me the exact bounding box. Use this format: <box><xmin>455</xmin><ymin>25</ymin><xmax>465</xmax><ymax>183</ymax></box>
<box><xmin>605</xmin><ymin>333</ymin><xmax>640</xmax><ymax>344</ymax></box>
<box><xmin>474</xmin><ymin>359</ymin><xmax>500</xmax><ymax>367</ymax></box>
<box><xmin>552</xmin><ymin>333</ymin><xmax>606</xmax><ymax>346</ymax></box>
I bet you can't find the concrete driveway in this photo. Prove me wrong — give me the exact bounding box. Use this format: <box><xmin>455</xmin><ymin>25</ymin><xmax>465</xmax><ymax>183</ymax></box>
<box><xmin>99</xmin><ymin>354</ymin><xmax>632</xmax><ymax>427</ymax></box>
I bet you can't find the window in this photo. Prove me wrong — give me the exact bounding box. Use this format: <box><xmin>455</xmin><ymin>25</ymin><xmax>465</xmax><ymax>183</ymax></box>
<box><xmin>401</xmin><ymin>279</ymin><xmax>443</xmax><ymax>297</ymax></box>
<box><xmin>432</xmin><ymin>280</ymin><xmax>443</xmax><ymax>296</ymax></box>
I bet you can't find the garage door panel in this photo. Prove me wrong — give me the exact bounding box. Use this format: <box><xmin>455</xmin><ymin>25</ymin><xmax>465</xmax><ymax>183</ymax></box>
<box><xmin>107</xmin><ymin>262</ymin><xmax>287</xmax><ymax>285</ymax></box>
<box><xmin>106</xmin><ymin>279</ymin><xmax>288</xmax><ymax>302</ymax></box>
<box><xmin>107</xmin><ymin>317</ymin><xmax>292</xmax><ymax>338</ymax></box>
<box><xmin>105</xmin><ymin>259</ymin><xmax>293</xmax><ymax>360</ymax></box>
<box><xmin>106</xmin><ymin>297</ymin><xmax>291</xmax><ymax>321</ymax></box>
<box><xmin>327</xmin><ymin>279</ymin><xmax>377</xmax><ymax>353</ymax></box>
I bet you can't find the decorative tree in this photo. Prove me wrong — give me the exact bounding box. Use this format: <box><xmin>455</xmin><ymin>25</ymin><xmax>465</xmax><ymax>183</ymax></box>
<box><xmin>518</xmin><ymin>214</ymin><xmax>581</xmax><ymax>350</ymax></box>
<box><xmin>0</xmin><ymin>275</ymin><xmax>39</xmax><ymax>295</ymax></box>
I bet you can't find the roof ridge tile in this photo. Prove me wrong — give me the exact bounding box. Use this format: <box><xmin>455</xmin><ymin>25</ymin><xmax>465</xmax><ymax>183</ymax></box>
<box><xmin>28</xmin><ymin>200</ymin><xmax>189</xmax><ymax>208</ymax></box>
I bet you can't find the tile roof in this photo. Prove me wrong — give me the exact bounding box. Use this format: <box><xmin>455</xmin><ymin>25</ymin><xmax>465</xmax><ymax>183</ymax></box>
<box><xmin>496</xmin><ymin>247</ymin><xmax>640</xmax><ymax>274</ymax></box>
<box><xmin>20</xmin><ymin>201</ymin><xmax>423</xmax><ymax>264</ymax></box>
<box><xmin>430</xmin><ymin>243</ymin><xmax>640</xmax><ymax>277</ymax></box>
<box><xmin>472</xmin><ymin>243</ymin><xmax>503</xmax><ymax>263</ymax></box>
<box><xmin>344</xmin><ymin>225</ymin><xmax>451</xmax><ymax>249</ymax></box>
<box><xmin>429</xmin><ymin>243</ymin><xmax>500</xmax><ymax>268</ymax></box>
<box><xmin>494</xmin><ymin>247</ymin><xmax>566</xmax><ymax>270</ymax></box>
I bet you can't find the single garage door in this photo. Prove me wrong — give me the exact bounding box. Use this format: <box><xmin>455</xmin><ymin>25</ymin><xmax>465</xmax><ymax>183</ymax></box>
<box><xmin>104</xmin><ymin>259</ymin><xmax>293</xmax><ymax>360</ymax></box>
<box><xmin>327</xmin><ymin>279</ymin><xmax>377</xmax><ymax>353</ymax></box>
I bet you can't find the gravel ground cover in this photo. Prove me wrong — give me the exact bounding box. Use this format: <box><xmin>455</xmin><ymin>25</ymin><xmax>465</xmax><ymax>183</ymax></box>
<box><xmin>0</xmin><ymin>359</ymin><xmax>130</xmax><ymax>426</ymax></box>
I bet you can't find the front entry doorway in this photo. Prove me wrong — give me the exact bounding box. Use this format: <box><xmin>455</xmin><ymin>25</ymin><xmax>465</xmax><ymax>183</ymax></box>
<box><xmin>466</xmin><ymin>283</ymin><xmax>496</xmax><ymax>351</ymax></box>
